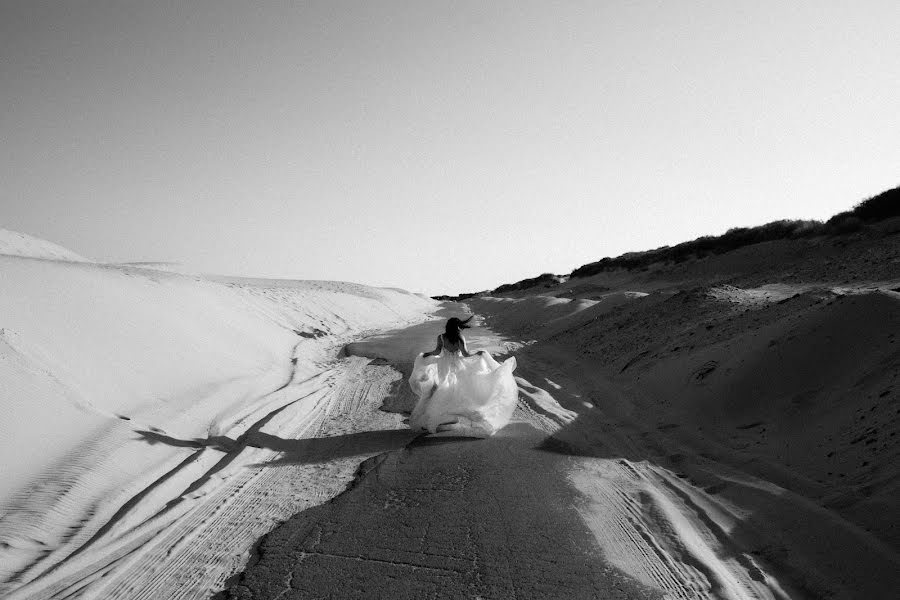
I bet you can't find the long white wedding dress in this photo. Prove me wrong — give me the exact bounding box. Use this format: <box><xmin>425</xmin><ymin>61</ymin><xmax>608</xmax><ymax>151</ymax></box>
<box><xmin>408</xmin><ymin>348</ymin><xmax>518</xmax><ymax>437</ymax></box>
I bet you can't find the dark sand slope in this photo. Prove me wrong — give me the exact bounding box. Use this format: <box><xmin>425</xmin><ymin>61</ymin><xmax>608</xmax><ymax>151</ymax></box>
<box><xmin>463</xmin><ymin>272</ymin><xmax>900</xmax><ymax>594</ymax></box>
<box><xmin>228</xmin><ymin>424</ymin><xmax>661</xmax><ymax>600</ymax></box>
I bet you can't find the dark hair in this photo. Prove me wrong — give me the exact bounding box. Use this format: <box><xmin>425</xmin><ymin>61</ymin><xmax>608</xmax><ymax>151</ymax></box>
<box><xmin>444</xmin><ymin>316</ymin><xmax>472</xmax><ymax>345</ymax></box>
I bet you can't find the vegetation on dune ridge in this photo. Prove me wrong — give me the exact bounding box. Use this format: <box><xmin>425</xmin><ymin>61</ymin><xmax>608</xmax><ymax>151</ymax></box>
<box><xmin>572</xmin><ymin>185</ymin><xmax>899</xmax><ymax>279</ymax></box>
<box><xmin>432</xmin><ymin>185</ymin><xmax>899</xmax><ymax>301</ymax></box>
<box><xmin>825</xmin><ymin>185</ymin><xmax>900</xmax><ymax>228</ymax></box>
<box><xmin>432</xmin><ymin>273</ymin><xmax>566</xmax><ymax>301</ymax></box>
<box><xmin>570</xmin><ymin>218</ymin><xmax>823</xmax><ymax>278</ymax></box>
<box><xmin>492</xmin><ymin>273</ymin><xmax>567</xmax><ymax>295</ymax></box>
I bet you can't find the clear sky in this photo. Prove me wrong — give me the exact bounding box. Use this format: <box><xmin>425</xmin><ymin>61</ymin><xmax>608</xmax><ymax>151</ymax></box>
<box><xmin>2</xmin><ymin>1</ymin><xmax>898</xmax><ymax>295</ymax></box>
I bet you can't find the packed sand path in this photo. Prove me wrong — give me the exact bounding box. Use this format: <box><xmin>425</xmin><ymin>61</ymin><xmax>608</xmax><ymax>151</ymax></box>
<box><xmin>228</xmin><ymin>424</ymin><xmax>660</xmax><ymax>600</ymax></box>
<box><xmin>226</xmin><ymin>313</ymin><xmax>805</xmax><ymax>600</ymax></box>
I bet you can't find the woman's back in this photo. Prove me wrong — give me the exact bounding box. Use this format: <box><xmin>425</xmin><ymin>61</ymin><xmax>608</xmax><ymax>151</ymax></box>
<box><xmin>440</xmin><ymin>333</ymin><xmax>463</xmax><ymax>353</ymax></box>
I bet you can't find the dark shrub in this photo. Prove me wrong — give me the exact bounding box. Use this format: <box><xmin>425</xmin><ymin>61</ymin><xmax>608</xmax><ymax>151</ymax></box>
<box><xmin>822</xmin><ymin>186</ymin><xmax>899</xmax><ymax>234</ymax></box>
<box><xmin>570</xmin><ymin>219</ymin><xmax>825</xmax><ymax>278</ymax></box>
<box><xmin>833</xmin><ymin>186</ymin><xmax>900</xmax><ymax>223</ymax></box>
<box><xmin>825</xmin><ymin>213</ymin><xmax>864</xmax><ymax>234</ymax></box>
<box><xmin>493</xmin><ymin>273</ymin><xmax>563</xmax><ymax>294</ymax></box>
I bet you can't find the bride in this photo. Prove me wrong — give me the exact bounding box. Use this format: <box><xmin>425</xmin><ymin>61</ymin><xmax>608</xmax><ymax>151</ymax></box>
<box><xmin>408</xmin><ymin>316</ymin><xmax>518</xmax><ymax>437</ymax></box>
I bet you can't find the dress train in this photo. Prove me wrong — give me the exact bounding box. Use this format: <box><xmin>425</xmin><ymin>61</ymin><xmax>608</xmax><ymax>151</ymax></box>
<box><xmin>408</xmin><ymin>350</ymin><xmax>517</xmax><ymax>437</ymax></box>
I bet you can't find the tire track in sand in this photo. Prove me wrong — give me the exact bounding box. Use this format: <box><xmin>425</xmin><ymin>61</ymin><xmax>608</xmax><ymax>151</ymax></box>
<box><xmin>5</xmin><ymin>357</ymin><xmax>419</xmax><ymax>600</ymax></box>
<box><xmin>517</xmin><ymin>347</ymin><xmax>794</xmax><ymax>600</ymax></box>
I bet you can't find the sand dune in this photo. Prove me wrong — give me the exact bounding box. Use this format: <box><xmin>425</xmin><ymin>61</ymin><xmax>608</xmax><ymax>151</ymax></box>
<box><xmin>0</xmin><ymin>238</ymin><xmax>436</xmax><ymax>599</ymax></box>
<box><xmin>0</xmin><ymin>228</ymin><xmax>90</xmax><ymax>262</ymax></box>
<box><xmin>465</xmin><ymin>272</ymin><xmax>900</xmax><ymax>598</ymax></box>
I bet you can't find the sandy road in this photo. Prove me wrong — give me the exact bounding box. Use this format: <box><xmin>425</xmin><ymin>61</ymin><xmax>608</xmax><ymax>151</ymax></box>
<box><xmin>224</xmin><ymin>312</ymin><xmax>819</xmax><ymax>600</ymax></box>
<box><xmin>228</xmin><ymin>423</ymin><xmax>661</xmax><ymax>600</ymax></box>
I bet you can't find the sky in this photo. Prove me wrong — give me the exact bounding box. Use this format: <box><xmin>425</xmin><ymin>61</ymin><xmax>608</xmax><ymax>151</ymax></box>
<box><xmin>2</xmin><ymin>1</ymin><xmax>898</xmax><ymax>296</ymax></box>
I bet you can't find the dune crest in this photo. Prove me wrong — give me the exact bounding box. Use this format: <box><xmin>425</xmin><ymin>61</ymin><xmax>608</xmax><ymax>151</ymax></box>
<box><xmin>0</xmin><ymin>228</ymin><xmax>90</xmax><ymax>262</ymax></box>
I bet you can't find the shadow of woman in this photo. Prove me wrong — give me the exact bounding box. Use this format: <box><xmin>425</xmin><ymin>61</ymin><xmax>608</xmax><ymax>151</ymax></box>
<box><xmin>134</xmin><ymin>427</ymin><xmax>425</xmax><ymax>467</ymax></box>
<box><xmin>248</xmin><ymin>429</ymin><xmax>424</xmax><ymax>467</ymax></box>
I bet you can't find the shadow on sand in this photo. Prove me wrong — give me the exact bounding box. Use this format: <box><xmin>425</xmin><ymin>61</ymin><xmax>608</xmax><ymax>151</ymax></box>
<box><xmin>135</xmin><ymin>428</ymin><xmax>425</xmax><ymax>467</ymax></box>
<box><xmin>250</xmin><ymin>429</ymin><xmax>423</xmax><ymax>466</ymax></box>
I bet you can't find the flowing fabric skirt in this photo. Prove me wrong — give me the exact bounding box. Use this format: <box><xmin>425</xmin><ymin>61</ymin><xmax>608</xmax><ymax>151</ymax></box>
<box><xmin>408</xmin><ymin>350</ymin><xmax>518</xmax><ymax>437</ymax></box>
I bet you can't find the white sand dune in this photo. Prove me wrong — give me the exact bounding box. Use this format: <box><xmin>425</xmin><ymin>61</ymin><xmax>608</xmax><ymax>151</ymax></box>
<box><xmin>0</xmin><ymin>235</ymin><xmax>436</xmax><ymax>599</ymax></box>
<box><xmin>110</xmin><ymin>261</ymin><xmax>197</xmax><ymax>274</ymax></box>
<box><xmin>0</xmin><ymin>228</ymin><xmax>90</xmax><ymax>262</ymax></box>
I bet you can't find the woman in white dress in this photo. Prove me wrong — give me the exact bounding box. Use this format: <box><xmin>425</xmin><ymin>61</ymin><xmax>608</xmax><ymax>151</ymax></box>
<box><xmin>408</xmin><ymin>317</ymin><xmax>518</xmax><ymax>437</ymax></box>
